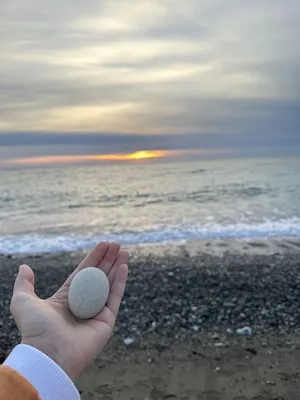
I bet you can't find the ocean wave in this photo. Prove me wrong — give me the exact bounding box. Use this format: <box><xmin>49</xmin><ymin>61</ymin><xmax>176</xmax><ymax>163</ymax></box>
<box><xmin>0</xmin><ymin>218</ymin><xmax>300</xmax><ymax>255</ymax></box>
<box><xmin>188</xmin><ymin>168</ymin><xmax>207</xmax><ymax>174</ymax></box>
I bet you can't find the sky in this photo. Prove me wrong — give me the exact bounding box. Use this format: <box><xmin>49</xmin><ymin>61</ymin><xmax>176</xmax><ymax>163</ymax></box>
<box><xmin>0</xmin><ymin>0</ymin><xmax>300</xmax><ymax>166</ymax></box>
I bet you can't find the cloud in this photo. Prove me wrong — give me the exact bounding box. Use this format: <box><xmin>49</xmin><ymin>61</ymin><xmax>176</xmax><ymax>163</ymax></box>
<box><xmin>0</xmin><ymin>0</ymin><xmax>299</xmax><ymax>138</ymax></box>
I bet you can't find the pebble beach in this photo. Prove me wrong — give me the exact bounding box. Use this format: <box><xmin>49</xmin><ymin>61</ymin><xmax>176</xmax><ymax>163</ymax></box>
<box><xmin>1</xmin><ymin>237</ymin><xmax>300</xmax><ymax>399</ymax></box>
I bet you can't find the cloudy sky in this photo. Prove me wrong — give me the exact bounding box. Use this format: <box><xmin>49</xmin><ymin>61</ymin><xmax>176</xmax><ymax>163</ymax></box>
<box><xmin>0</xmin><ymin>0</ymin><xmax>299</xmax><ymax>165</ymax></box>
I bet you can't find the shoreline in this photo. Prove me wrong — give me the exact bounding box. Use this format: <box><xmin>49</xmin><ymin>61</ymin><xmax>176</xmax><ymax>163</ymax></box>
<box><xmin>1</xmin><ymin>238</ymin><xmax>300</xmax><ymax>347</ymax></box>
<box><xmin>1</xmin><ymin>235</ymin><xmax>300</xmax><ymax>259</ymax></box>
<box><xmin>1</xmin><ymin>238</ymin><xmax>300</xmax><ymax>398</ymax></box>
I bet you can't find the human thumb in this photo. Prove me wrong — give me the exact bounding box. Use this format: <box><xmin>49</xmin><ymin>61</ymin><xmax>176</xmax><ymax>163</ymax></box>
<box><xmin>13</xmin><ymin>264</ymin><xmax>35</xmax><ymax>296</ymax></box>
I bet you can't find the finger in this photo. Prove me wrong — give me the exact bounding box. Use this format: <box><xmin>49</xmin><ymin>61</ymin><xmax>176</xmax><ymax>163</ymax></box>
<box><xmin>108</xmin><ymin>249</ymin><xmax>129</xmax><ymax>285</ymax></box>
<box><xmin>13</xmin><ymin>264</ymin><xmax>35</xmax><ymax>296</ymax></box>
<box><xmin>98</xmin><ymin>242</ymin><xmax>120</xmax><ymax>275</ymax></box>
<box><xmin>64</xmin><ymin>241</ymin><xmax>109</xmax><ymax>287</ymax></box>
<box><xmin>106</xmin><ymin>264</ymin><xmax>128</xmax><ymax>318</ymax></box>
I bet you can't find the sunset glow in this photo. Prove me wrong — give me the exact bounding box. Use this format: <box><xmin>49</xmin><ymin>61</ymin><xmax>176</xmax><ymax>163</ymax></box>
<box><xmin>2</xmin><ymin>150</ymin><xmax>178</xmax><ymax>166</ymax></box>
<box><xmin>124</xmin><ymin>150</ymin><xmax>166</xmax><ymax>160</ymax></box>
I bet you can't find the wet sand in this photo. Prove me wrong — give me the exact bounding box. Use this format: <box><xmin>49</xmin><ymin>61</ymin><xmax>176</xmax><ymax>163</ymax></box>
<box><xmin>78</xmin><ymin>336</ymin><xmax>300</xmax><ymax>400</ymax></box>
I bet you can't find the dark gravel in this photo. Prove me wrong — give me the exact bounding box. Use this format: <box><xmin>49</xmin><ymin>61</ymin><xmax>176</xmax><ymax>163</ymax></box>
<box><xmin>1</xmin><ymin>249</ymin><xmax>300</xmax><ymax>359</ymax></box>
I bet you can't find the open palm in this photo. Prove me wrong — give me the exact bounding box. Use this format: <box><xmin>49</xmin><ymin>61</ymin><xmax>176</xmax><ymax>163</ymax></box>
<box><xmin>10</xmin><ymin>241</ymin><xmax>129</xmax><ymax>381</ymax></box>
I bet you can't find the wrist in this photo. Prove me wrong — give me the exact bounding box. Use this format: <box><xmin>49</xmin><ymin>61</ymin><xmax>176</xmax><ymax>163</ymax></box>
<box><xmin>20</xmin><ymin>339</ymin><xmax>77</xmax><ymax>381</ymax></box>
<box><xmin>4</xmin><ymin>344</ymin><xmax>80</xmax><ymax>399</ymax></box>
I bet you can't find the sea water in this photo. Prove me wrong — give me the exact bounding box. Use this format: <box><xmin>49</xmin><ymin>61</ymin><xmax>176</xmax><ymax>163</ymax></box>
<box><xmin>0</xmin><ymin>157</ymin><xmax>299</xmax><ymax>254</ymax></box>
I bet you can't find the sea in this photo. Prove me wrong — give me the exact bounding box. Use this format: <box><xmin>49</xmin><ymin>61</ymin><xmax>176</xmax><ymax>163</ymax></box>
<box><xmin>0</xmin><ymin>157</ymin><xmax>299</xmax><ymax>255</ymax></box>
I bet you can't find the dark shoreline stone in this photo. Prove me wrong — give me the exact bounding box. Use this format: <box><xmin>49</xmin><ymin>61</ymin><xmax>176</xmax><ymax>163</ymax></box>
<box><xmin>1</xmin><ymin>250</ymin><xmax>300</xmax><ymax>354</ymax></box>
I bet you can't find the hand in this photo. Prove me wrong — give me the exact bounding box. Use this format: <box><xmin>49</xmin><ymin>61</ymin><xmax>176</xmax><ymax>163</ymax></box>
<box><xmin>10</xmin><ymin>241</ymin><xmax>129</xmax><ymax>381</ymax></box>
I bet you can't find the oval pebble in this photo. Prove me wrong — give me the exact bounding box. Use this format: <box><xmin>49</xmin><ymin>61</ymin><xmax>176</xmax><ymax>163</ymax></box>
<box><xmin>68</xmin><ymin>267</ymin><xmax>110</xmax><ymax>319</ymax></box>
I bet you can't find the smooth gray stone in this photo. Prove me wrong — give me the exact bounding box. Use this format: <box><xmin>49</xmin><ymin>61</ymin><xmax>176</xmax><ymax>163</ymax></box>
<box><xmin>68</xmin><ymin>267</ymin><xmax>109</xmax><ymax>319</ymax></box>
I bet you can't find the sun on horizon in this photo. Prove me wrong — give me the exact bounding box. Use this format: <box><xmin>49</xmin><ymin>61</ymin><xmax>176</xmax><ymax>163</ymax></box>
<box><xmin>1</xmin><ymin>150</ymin><xmax>179</xmax><ymax>166</ymax></box>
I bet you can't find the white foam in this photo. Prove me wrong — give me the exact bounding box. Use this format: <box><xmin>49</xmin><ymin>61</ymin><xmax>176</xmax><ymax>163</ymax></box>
<box><xmin>0</xmin><ymin>217</ymin><xmax>300</xmax><ymax>255</ymax></box>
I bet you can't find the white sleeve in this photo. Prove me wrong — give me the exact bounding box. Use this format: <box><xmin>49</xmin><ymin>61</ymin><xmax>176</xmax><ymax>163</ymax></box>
<box><xmin>3</xmin><ymin>344</ymin><xmax>80</xmax><ymax>400</ymax></box>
